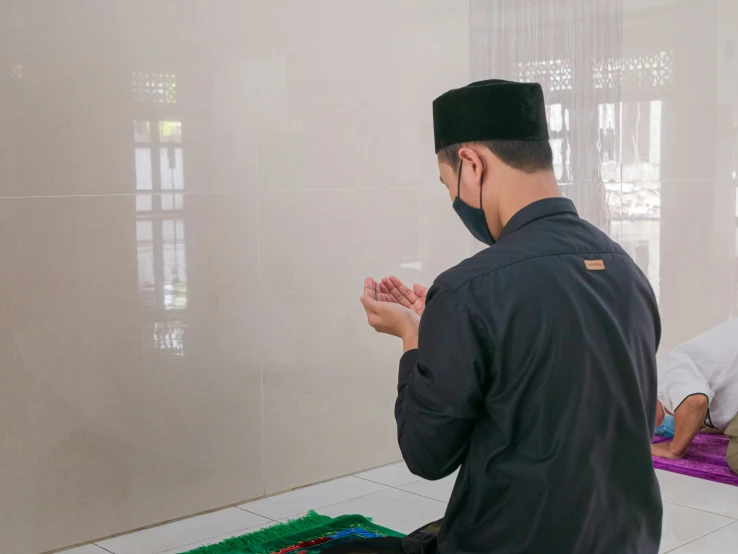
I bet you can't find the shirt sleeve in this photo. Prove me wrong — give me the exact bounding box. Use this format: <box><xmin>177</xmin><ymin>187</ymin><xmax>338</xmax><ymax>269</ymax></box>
<box><xmin>395</xmin><ymin>283</ymin><xmax>489</xmax><ymax>481</ymax></box>
<box><xmin>658</xmin><ymin>351</ymin><xmax>715</xmax><ymax>415</ymax></box>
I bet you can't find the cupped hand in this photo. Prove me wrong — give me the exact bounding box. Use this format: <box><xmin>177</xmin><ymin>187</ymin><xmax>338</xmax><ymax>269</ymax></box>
<box><xmin>362</xmin><ymin>278</ymin><xmax>420</xmax><ymax>349</ymax></box>
<box><xmin>380</xmin><ymin>276</ymin><xmax>428</xmax><ymax>316</ymax></box>
<box><xmin>364</xmin><ymin>277</ymin><xmax>397</xmax><ymax>304</ymax></box>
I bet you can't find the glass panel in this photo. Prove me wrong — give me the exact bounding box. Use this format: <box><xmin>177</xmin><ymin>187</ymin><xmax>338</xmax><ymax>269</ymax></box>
<box><xmin>159</xmin><ymin>121</ymin><xmax>182</xmax><ymax>143</ymax></box>
<box><xmin>136</xmin><ymin>220</ymin><xmax>153</xmax><ymax>241</ymax></box>
<box><xmin>161</xmin><ymin>193</ymin><xmax>184</xmax><ymax>211</ymax></box>
<box><xmin>135</xmin><ymin>148</ymin><xmax>153</xmax><ymax>190</ymax></box>
<box><xmin>160</xmin><ymin>147</ymin><xmax>184</xmax><ymax>190</ymax></box>
<box><xmin>162</xmin><ymin>219</ymin><xmax>187</xmax><ymax>310</ymax></box>
<box><xmin>153</xmin><ymin>321</ymin><xmax>185</xmax><ymax>355</ymax></box>
<box><xmin>622</xmin><ymin>101</ymin><xmax>661</xmax><ymax>183</ymax></box>
<box><xmin>548</xmin><ymin>104</ymin><xmax>563</xmax><ymax>132</ymax></box>
<box><xmin>134</xmin><ymin>120</ymin><xmax>150</xmax><ymax>142</ymax></box>
<box><xmin>136</xmin><ymin>194</ymin><xmax>152</xmax><ymax>212</ymax></box>
<box><xmin>136</xmin><ymin>221</ymin><xmax>155</xmax><ymax>292</ymax></box>
<box><xmin>162</xmin><ymin>219</ymin><xmax>185</xmax><ymax>240</ymax></box>
<box><xmin>649</xmin><ymin>101</ymin><xmax>662</xmax><ymax>165</ymax></box>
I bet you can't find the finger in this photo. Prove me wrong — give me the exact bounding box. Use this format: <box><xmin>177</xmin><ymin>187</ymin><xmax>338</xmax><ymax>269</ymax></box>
<box><xmin>377</xmin><ymin>282</ymin><xmax>396</xmax><ymax>303</ymax></box>
<box><xmin>381</xmin><ymin>277</ymin><xmax>396</xmax><ymax>293</ymax></box>
<box><xmin>413</xmin><ymin>283</ymin><xmax>429</xmax><ymax>298</ymax></box>
<box><xmin>361</xmin><ymin>296</ymin><xmax>384</xmax><ymax>330</ymax></box>
<box><xmin>360</xmin><ymin>294</ymin><xmax>379</xmax><ymax>313</ymax></box>
<box><xmin>384</xmin><ymin>279</ymin><xmax>415</xmax><ymax>309</ymax></box>
<box><xmin>374</xmin><ymin>280</ymin><xmax>385</xmax><ymax>300</ymax></box>
<box><xmin>375</xmin><ymin>281</ymin><xmax>394</xmax><ymax>304</ymax></box>
<box><xmin>392</xmin><ymin>276</ymin><xmax>419</xmax><ymax>301</ymax></box>
<box><xmin>384</xmin><ymin>276</ymin><xmax>413</xmax><ymax>300</ymax></box>
<box><xmin>388</xmin><ymin>276</ymin><xmax>420</xmax><ymax>307</ymax></box>
<box><xmin>363</xmin><ymin>277</ymin><xmax>377</xmax><ymax>301</ymax></box>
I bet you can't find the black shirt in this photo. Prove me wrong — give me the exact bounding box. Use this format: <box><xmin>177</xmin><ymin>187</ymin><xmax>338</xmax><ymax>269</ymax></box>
<box><xmin>396</xmin><ymin>198</ymin><xmax>662</xmax><ymax>554</ymax></box>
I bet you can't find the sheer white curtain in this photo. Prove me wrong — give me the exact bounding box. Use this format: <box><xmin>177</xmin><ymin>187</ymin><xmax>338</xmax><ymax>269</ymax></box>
<box><xmin>469</xmin><ymin>0</ymin><xmax>623</xmax><ymax>232</ymax></box>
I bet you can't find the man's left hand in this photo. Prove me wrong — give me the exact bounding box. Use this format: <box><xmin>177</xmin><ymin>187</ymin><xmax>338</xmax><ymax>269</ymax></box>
<box><xmin>651</xmin><ymin>442</ymin><xmax>683</xmax><ymax>460</ymax></box>
<box><xmin>361</xmin><ymin>277</ymin><xmax>420</xmax><ymax>351</ymax></box>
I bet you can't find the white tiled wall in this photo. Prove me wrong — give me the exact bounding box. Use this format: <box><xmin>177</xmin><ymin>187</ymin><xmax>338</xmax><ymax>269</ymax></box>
<box><xmin>0</xmin><ymin>1</ymin><xmax>470</xmax><ymax>552</ymax></box>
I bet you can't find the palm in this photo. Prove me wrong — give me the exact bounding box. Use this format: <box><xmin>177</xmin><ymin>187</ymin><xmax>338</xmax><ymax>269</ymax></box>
<box><xmin>380</xmin><ymin>276</ymin><xmax>427</xmax><ymax>316</ymax></box>
<box><xmin>363</xmin><ymin>277</ymin><xmax>397</xmax><ymax>304</ymax></box>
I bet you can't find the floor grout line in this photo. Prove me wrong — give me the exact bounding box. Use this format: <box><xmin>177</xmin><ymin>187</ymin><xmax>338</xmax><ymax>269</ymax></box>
<box><xmin>267</xmin><ymin>487</ymin><xmax>401</xmax><ymax>522</ymax></box>
<box><xmin>385</xmin><ymin>486</ymin><xmax>449</xmax><ymax>505</ymax></box>
<box><xmin>354</xmin><ymin>475</ymin><xmax>422</xmax><ymax>488</ymax></box>
<box><xmin>662</xmin><ymin>519</ymin><xmax>738</xmax><ymax>553</ymax></box>
<box><xmin>662</xmin><ymin>499</ymin><xmax>738</xmax><ymax>520</ymax></box>
<box><xmin>233</xmin><ymin>506</ymin><xmax>279</xmax><ymax>522</ymax></box>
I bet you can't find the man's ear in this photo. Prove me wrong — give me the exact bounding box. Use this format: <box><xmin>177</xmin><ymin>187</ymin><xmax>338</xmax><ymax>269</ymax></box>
<box><xmin>457</xmin><ymin>147</ymin><xmax>484</xmax><ymax>182</ymax></box>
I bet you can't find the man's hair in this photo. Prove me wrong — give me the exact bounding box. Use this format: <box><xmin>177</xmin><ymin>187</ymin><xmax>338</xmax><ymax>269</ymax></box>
<box><xmin>438</xmin><ymin>140</ymin><xmax>553</xmax><ymax>174</ymax></box>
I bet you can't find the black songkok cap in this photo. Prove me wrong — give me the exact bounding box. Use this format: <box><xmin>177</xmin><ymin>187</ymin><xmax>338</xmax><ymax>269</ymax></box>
<box><xmin>433</xmin><ymin>79</ymin><xmax>549</xmax><ymax>153</ymax></box>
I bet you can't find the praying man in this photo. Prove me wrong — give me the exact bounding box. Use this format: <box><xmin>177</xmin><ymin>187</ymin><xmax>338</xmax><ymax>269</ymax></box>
<box><xmin>356</xmin><ymin>80</ymin><xmax>663</xmax><ymax>554</ymax></box>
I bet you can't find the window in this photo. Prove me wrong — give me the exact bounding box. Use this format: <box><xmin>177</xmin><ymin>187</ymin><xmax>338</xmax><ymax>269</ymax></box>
<box><xmin>132</xmin><ymin>72</ymin><xmax>178</xmax><ymax>104</ymax></box>
<box><xmin>133</xmin><ymin>119</ymin><xmax>187</xmax><ymax>354</ymax></box>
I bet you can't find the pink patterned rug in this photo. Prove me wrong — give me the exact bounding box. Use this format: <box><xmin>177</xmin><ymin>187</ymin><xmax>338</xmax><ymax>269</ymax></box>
<box><xmin>653</xmin><ymin>433</ymin><xmax>738</xmax><ymax>486</ymax></box>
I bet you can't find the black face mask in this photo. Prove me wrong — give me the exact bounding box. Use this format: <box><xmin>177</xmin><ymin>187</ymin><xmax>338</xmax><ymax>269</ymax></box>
<box><xmin>452</xmin><ymin>160</ymin><xmax>495</xmax><ymax>246</ymax></box>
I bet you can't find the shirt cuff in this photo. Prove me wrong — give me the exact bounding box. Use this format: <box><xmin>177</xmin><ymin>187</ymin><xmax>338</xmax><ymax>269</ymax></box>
<box><xmin>399</xmin><ymin>349</ymin><xmax>419</xmax><ymax>387</ymax></box>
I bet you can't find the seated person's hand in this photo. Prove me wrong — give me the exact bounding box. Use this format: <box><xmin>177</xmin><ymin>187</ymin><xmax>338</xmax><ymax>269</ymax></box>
<box><xmin>361</xmin><ymin>278</ymin><xmax>420</xmax><ymax>350</ymax></box>
<box><xmin>379</xmin><ymin>276</ymin><xmax>428</xmax><ymax>316</ymax></box>
<box><xmin>651</xmin><ymin>442</ymin><xmax>683</xmax><ymax>460</ymax></box>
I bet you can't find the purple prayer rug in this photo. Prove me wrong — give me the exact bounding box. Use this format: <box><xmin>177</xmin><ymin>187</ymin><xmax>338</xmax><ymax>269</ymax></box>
<box><xmin>652</xmin><ymin>433</ymin><xmax>738</xmax><ymax>486</ymax></box>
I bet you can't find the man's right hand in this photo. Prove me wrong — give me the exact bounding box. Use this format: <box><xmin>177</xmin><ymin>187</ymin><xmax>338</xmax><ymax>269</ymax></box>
<box><xmin>380</xmin><ymin>276</ymin><xmax>428</xmax><ymax>316</ymax></box>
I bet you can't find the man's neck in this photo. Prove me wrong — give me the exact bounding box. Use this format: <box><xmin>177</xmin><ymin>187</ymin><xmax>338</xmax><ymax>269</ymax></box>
<box><xmin>497</xmin><ymin>170</ymin><xmax>562</xmax><ymax>229</ymax></box>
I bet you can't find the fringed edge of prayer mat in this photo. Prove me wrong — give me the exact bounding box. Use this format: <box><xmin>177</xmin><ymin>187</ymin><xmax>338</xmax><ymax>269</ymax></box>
<box><xmin>183</xmin><ymin>510</ymin><xmax>403</xmax><ymax>554</ymax></box>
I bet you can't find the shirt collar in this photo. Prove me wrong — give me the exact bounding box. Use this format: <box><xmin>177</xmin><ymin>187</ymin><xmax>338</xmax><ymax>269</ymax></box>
<box><xmin>498</xmin><ymin>197</ymin><xmax>578</xmax><ymax>240</ymax></box>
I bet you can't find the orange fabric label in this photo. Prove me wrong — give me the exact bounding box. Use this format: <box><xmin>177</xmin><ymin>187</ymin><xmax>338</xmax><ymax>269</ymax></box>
<box><xmin>584</xmin><ymin>259</ymin><xmax>606</xmax><ymax>271</ymax></box>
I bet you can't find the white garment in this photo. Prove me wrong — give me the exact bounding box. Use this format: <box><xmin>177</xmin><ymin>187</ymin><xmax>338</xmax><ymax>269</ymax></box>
<box><xmin>658</xmin><ymin>318</ymin><xmax>738</xmax><ymax>429</ymax></box>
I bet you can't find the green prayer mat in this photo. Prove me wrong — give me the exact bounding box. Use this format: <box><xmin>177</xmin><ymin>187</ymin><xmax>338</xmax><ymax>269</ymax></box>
<box><xmin>182</xmin><ymin>511</ymin><xmax>403</xmax><ymax>554</ymax></box>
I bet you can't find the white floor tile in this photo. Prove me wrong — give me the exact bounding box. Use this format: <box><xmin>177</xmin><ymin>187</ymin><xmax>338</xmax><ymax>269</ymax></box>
<box><xmin>60</xmin><ymin>546</ymin><xmax>110</xmax><ymax>554</ymax></box>
<box><xmin>276</xmin><ymin>512</ymin><xmax>309</xmax><ymax>522</ymax></box>
<box><xmin>659</xmin><ymin>502</ymin><xmax>735</xmax><ymax>554</ymax></box>
<box><xmin>159</xmin><ymin>523</ymin><xmax>273</xmax><ymax>554</ymax></box>
<box><xmin>318</xmin><ymin>488</ymin><xmax>447</xmax><ymax>535</ymax></box>
<box><xmin>668</xmin><ymin>521</ymin><xmax>738</xmax><ymax>553</ymax></box>
<box><xmin>657</xmin><ymin>469</ymin><xmax>738</xmax><ymax>519</ymax></box>
<box><xmin>240</xmin><ymin>477</ymin><xmax>387</xmax><ymax>521</ymax></box>
<box><xmin>356</xmin><ymin>462</ymin><xmax>420</xmax><ymax>487</ymax></box>
<box><xmin>398</xmin><ymin>472</ymin><xmax>457</xmax><ymax>503</ymax></box>
<box><xmin>97</xmin><ymin>508</ymin><xmax>269</xmax><ymax>554</ymax></box>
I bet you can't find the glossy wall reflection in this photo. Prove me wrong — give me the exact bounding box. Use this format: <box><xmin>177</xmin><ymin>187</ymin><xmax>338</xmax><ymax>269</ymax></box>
<box><xmin>0</xmin><ymin>1</ymin><xmax>470</xmax><ymax>552</ymax></box>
